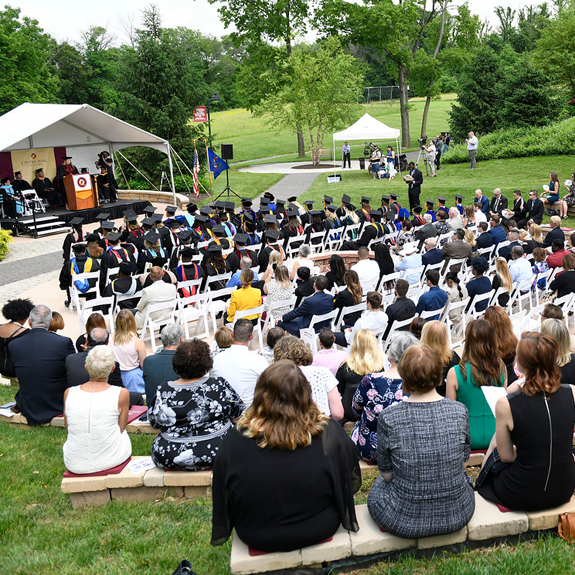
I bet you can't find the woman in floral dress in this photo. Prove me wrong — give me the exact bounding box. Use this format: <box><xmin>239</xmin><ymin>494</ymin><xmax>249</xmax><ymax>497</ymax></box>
<box><xmin>148</xmin><ymin>339</ymin><xmax>244</xmax><ymax>470</ymax></box>
<box><xmin>351</xmin><ymin>332</ymin><xmax>418</xmax><ymax>463</ymax></box>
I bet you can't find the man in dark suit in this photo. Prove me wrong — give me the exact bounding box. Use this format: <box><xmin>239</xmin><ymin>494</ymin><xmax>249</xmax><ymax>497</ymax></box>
<box><xmin>488</xmin><ymin>215</ymin><xmax>507</xmax><ymax>246</ymax></box>
<box><xmin>543</xmin><ymin>216</ymin><xmax>566</xmax><ymax>248</ymax></box>
<box><xmin>498</xmin><ymin>230</ymin><xmax>521</xmax><ymax>261</ymax></box>
<box><xmin>278</xmin><ymin>275</ymin><xmax>334</xmax><ymax>336</ymax></box>
<box><xmin>518</xmin><ymin>189</ymin><xmax>544</xmax><ymax>228</ymax></box>
<box><xmin>475</xmin><ymin>189</ymin><xmax>490</xmax><ymax>217</ymax></box>
<box><xmin>405</xmin><ymin>162</ymin><xmax>423</xmax><ymax>213</ymax></box>
<box><xmin>421</xmin><ymin>238</ymin><xmax>443</xmax><ymax>265</ymax></box>
<box><xmin>10</xmin><ymin>305</ymin><xmax>75</xmax><ymax>425</ymax></box>
<box><xmin>382</xmin><ymin>279</ymin><xmax>416</xmax><ymax>339</ymax></box>
<box><xmin>475</xmin><ymin>222</ymin><xmax>494</xmax><ymax>250</ymax></box>
<box><xmin>489</xmin><ymin>188</ymin><xmax>508</xmax><ymax>217</ymax></box>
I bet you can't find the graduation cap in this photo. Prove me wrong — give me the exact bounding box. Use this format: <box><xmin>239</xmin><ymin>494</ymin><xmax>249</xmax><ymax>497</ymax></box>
<box><xmin>177</xmin><ymin>230</ymin><xmax>193</xmax><ymax>242</ymax></box>
<box><xmin>95</xmin><ymin>213</ymin><xmax>110</xmax><ymax>222</ymax></box>
<box><xmin>186</xmin><ymin>203</ymin><xmax>197</xmax><ymax>213</ymax></box>
<box><xmin>385</xmin><ymin>210</ymin><xmax>396</xmax><ymax>220</ymax></box>
<box><xmin>212</xmin><ymin>225</ymin><xmax>226</xmax><ymax>236</ymax></box>
<box><xmin>381</xmin><ymin>195</ymin><xmax>391</xmax><ymax>201</ymax></box>
<box><xmin>369</xmin><ymin>209</ymin><xmax>382</xmax><ymax>218</ymax></box>
<box><xmin>304</xmin><ymin>200</ymin><xmax>314</xmax><ymax>207</ymax></box>
<box><xmin>143</xmin><ymin>206</ymin><xmax>157</xmax><ymax>216</ymax></box>
<box><xmin>106</xmin><ymin>232</ymin><xmax>122</xmax><ymax>243</ymax></box>
<box><xmin>123</xmin><ymin>208</ymin><xmax>137</xmax><ymax>219</ymax></box>
<box><xmin>263</xmin><ymin>191</ymin><xmax>275</xmax><ymax>200</ymax></box>
<box><xmin>119</xmin><ymin>261</ymin><xmax>136</xmax><ymax>275</ymax></box>
<box><xmin>224</xmin><ymin>201</ymin><xmax>235</xmax><ymax>210</ymax></box>
<box><xmin>326</xmin><ymin>205</ymin><xmax>336</xmax><ymax>213</ymax></box>
<box><xmin>265</xmin><ymin>229</ymin><xmax>280</xmax><ymax>241</ymax></box>
<box><xmin>342</xmin><ymin>194</ymin><xmax>351</xmax><ymax>204</ymax></box>
<box><xmin>235</xmin><ymin>233</ymin><xmax>248</xmax><ymax>245</ymax></box>
<box><xmin>194</xmin><ymin>214</ymin><xmax>207</xmax><ymax>223</ymax></box>
<box><xmin>14</xmin><ymin>171</ymin><xmax>21</xmax><ymax>176</ymax></box>
<box><xmin>208</xmin><ymin>202</ymin><xmax>216</xmax><ymax>209</ymax></box>
<box><xmin>276</xmin><ymin>199</ymin><xmax>287</xmax><ymax>206</ymax></box>
<box><xmin>141</xmin><ymin>218</ymin><xmax>155</xmax><ymax>228</ymax></box>
<box><xmin>264</xmin><ymin>214</ymin><xmax>277</xmax><ymax>224</ymax></box>
<box><xmin>242</xmin><ymin>212</ymin><xmax>255</xmax><ymax>222</ymax></box>
<box><xmin>413</xmin><ymin>205</ymin><xmax>423</xmax><ymax>214</ymax></box>
<box><xmin>80</xmin><ymin>167</ymin><xmax>89</xmax><ymax>174</ymax></box>
<box><xmin>214</xmin><ymin>200</ymin><xmax>225</xmax><ymax>210</ymax></box>
<box><xmin>390</xmin><ymin>193</ymin><xmax>398</xmax><ymax>200</ymax></box>
<box><xmin>69</xmin><ymin>217</ymin><xmax>84</xmax><ymax>226</ymax></box>
<box><xmin>151</xmin><ymin>213</ymin><xmax>163</xmax><ymax>223</ymax></box>
<box><xmin>425</xmin><ymin>200</ymin><xmax>435</xmax><ymax>207</ymax></box>
<box><xmin>35</xmin><ymin>168</ymin><xmax>44</xmax><ymax>174</ymax></box>
<box><xmin>437</xmin><ymin>196</ymin><xmax>447</xmax><ymax>204</ymax></box>
<box><xmin>181</xmin><ymin>247</ymin><xmax>196</xmax><ymax>258</ymax></box>
<box><xmin>241</xmin><ymin>197</ymin><xmax>253</xmax><ymax>207</ymax></box>
<box><xmin>260</xmin><ymin>198</ymin><xmax>270</xmax><ymax>206</ymax></box>
<box><xmin>169</xmin><ymin>219</ymin><xmax>183</xmax><ymax>229</ymax></box>
<box><xmin>207</xmin><ymin>243</ymin><xmax>223</xmax><ymax>252</ymax></box>
<box><xmin>287</xmin><ymin>209</ymin><xmax>298</xmax><ymax>218</ymax></box>
<box><xmin>143</xmin><ymin>230</ymin><xmax>160</xmax><ymax>244</ymax></box>
<box><xmin>310</xmin><ymin>210</ymin><xmax>322</xmax><ymax>217</ymax></box>
<box><xmin>361</xmin><ymin>196</ymin><xmax>371</xmax><ymax>204</ymax></box>
<box><xmin>455</xmin><ymin>194</ymin><xmax>464</xmax><ymax>201</ymax></box>
<box><xmin>101</xmin><ymin>221</ymin><xmax>115</xmax><ymax>231</ymax></box>
<box><xmin>260</xmin><ymin>208</ymin><xmax>271</xmax><ymax>215</ymax></box>
<box><xmin>72</xmin><ymin>243</ymin><xmax>86</xmax><ymax>254</ymax></box>
<box><xmin>324</xmin><ymin>195</ymin><xmax>333</xmax><ymax>204</ymax></box>
<box><xmin>287</xmin><ymin>196</ymin><xmax>298</xmax><ymax>203</ymax></box>
<box><xmin>200</xmin><ymin>206</ymin><xmax>212</xmax><ymax>216</ymax></box>
<box><xmin>85</xmin><ymin>233</ymin><xmax>99</xmax><ymax>242</ymax></box>
<box><xmin>165</xmin><ymin>205</ymin><xmax>178</xmax><ymax>215</ymax></box>
<box><xmin>63</xmin><ymin>156</ymin><xmax>73</xmax><ymax>160</ymax></box>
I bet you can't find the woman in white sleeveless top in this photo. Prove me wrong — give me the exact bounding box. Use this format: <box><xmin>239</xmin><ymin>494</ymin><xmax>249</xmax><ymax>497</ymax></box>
<box><xmin>63</xmin><ymin>346</ymin><xmax>132</xmax><ymax>474</ymax></box>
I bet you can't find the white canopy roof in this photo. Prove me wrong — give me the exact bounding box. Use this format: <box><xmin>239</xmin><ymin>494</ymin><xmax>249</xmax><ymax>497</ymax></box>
<box><xmin>333</xmin><ymin>113</ymin><xmax>400</xmax><ymax>142</ymax></box>
<box><xmin>0</xmin><ymin>103</ymin><xmax>170</xmax><ymax>153</ymax></box>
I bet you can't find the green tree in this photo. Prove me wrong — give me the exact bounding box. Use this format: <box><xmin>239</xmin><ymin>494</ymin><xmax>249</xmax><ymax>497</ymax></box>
<box><xmin>255</xmin><ymin>38</ymin><xmax>364</xmax><ymax>165</ymax></box>
<box><xmin>0</xmin><ymin>6</ymin><xmax>59</xmax><ymax>114</ymax></box>
<box><xmin>52</xmin><ymin>42</ymin><xmax>88</xmax><ymax>104</ymax></box>
<box><xmin>511</xmin><ymin>4</ymin><xmax>551</xmax><ymax>53</ymax></box>
<box><xmin>494</xmin><ymin>6</ymin><xmax>517</xmax><ymax>45</ymax></box>
<box><xmin>449</xmin><ymin>46</ymin><xmax>501</xmax><ymax>140</ymax></box>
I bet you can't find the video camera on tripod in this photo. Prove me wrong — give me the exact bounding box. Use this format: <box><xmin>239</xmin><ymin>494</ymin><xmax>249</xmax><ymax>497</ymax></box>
<box><xmin>418</xmin><ymin>136</ymin><xmax>428</xmax><ymax>149</ymax></box>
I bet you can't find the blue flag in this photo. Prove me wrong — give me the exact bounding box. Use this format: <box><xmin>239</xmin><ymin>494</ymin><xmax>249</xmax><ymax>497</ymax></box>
<box><xmin>207</xmin><ymin>148</ymin><xmax>229</xmax><ymax>180</ymax></box>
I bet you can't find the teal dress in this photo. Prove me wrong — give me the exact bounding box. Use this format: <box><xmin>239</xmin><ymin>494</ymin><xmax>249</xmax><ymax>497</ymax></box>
<box><xmin>454</xmin><ymin>363</ymin><xmax>505</xmax><ymax>449</ymax></box>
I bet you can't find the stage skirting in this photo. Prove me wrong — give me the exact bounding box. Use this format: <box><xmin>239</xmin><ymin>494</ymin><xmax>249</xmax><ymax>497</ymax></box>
<box><xmin>54</xmin><ymin>200</ymin><xmax>153</xmax><ymax>225</ymax></box>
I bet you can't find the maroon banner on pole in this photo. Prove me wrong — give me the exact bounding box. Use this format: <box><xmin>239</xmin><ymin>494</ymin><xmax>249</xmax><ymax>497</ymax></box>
<box><xmin>193</xmin><ymin>107</ymin><xmax>207</xmax><ymax>122</ymax></box>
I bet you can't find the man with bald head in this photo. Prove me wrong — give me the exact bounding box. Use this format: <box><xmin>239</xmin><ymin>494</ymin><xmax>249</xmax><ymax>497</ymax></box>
<box><xmin>475</xmin><ymin>189</ymin><xmax>489</xmax><ymax>217</ymax></box>
<box><xmin>135</xmin><ymin>266</ymin><xmax>177</xmax><ymax>329</ymax></box>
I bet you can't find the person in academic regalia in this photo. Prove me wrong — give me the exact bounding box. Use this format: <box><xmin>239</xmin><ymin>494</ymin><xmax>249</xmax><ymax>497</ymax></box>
<box><xmin>62</xmin><ymin>217</ymin><xmax>85</xmax><ymax>261</ymax></box>
<box><xmin>59</xmin><ymin>242</ymin><xmax>101</xmax><ymax>306</ymax></box>
<box><xmin>11</xmin><ymin>171</ymin><xmax>32</xmax><ymax>194</ymax></box>
<box><xmin>32</xmin><ymin>169</ymin><xmax>59</xmax><ymax>207</ymax></box>
<box><xmin>226</xmin><ymin>234</ymin><xmax>258</xmax><ymax>275</ymax></box>
<box><xmin>173</xmin><ymin>247</ymin><xmax>205</xmax><ymax>297</ymax></box>
<box><xmin>55</xmin><ymin>156</ymin><xmax>79</xmax><ymax>207</ymax></box>
<box><xmin>103</xmin><ymin>261</ymin><xmax>140</xmax><ymax>310</ymax></box>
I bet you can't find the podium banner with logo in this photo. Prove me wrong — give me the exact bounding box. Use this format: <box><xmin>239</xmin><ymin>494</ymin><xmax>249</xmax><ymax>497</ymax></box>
<box><xmin>11</xmin><ymin>148</ymin><xmax>57</xmax><ymax>183</ymax></box>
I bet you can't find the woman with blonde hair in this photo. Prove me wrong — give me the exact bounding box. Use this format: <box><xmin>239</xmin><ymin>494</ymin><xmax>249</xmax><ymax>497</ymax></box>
<box><xmin>446</xmin><ymin>319</ymin><xmax>507</xmax><ymax>449</ymax></box>
<box><xmin>463</xmin><ymin>228</ymin><xmax>476</xmax><ymax>248</ymax></box>
<box><xmin>260</xmin><ymin>249</ymin><xmax>285</xmax><ymax>284</ymax></box>
<box><xmin>226</xmin><ymin>269</ymin><xmax>261</xmax><ymax>324</ymax></box>
<box><xmin>108</xmin><ymin>309</ymin><xmax>147</xmax><ymax>393</ymax></box>
<box><xmin>263</xmin><ymin>264</ymin><xmax>295</xmax><ymax>319</ymax></box>
<box><xmin>526</xmin><ymin>223</ymin><xmax>544</xmax><ymax>251</ymax></box>
<box><xmin>540</xmin><ymin>318</ymin><xmax>575</xmax><ymax>382</ymax></box>
<box><xmin>421</xmin><ymin>321</ymin><xmax>460</xmax><ymax>395</ymax></box>
<box><xmin>352</xmin><ymin>331</ymin><xmax>418</xmax><ymax>462</ymax></box>
<box><xmin>211</xmin><ymin>360</ymin><xmax>360</xmax><ymax>552</ymax></box>
<box><xmin>336</xmin><ymin>329</ymin><xmax>384</xmax><ymax>422</ymax></box>
<box><xmin>492</xmin><ymin>256</ymin><xmax>513</xmax><ymax>306</ymax></box>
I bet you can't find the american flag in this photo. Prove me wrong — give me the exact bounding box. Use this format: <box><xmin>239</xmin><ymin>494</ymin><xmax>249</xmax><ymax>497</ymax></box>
<box><xmin>192</xmin><ymin>148</ymin><xmax>200</xmax><ymax>196</ymax></box>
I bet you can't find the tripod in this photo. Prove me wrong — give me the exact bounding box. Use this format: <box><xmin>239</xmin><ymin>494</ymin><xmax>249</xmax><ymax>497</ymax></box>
<box><xmin>415</xmin><ymin>147</ymin><xmax>429</xmax><ymax>176</ymax></box>
<box><xmin>214</xmin><ymin>168</ymin><xmax>242</xmax><ymax>202</ymax></box>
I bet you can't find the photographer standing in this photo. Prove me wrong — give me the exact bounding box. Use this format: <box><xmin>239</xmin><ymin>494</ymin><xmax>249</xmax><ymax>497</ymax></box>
<box><xmin>465</xmin><ymin>131</ymin><xmax>478</xmax><ymax>169</ymax></box>
<box><xmin>425</xmin><ymin>139</ymin><xmax>436</xmax><ymax>177</ymax></box>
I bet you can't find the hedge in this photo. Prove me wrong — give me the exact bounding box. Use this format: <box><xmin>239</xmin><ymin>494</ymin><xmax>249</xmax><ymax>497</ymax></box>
<box><xmin>0</xmin><ymin>229</ymin><xmax>13</xmax><ymax>261</ymax></box>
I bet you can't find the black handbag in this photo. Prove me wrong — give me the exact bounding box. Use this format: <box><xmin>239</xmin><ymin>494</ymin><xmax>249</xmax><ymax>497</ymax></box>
<box><xmin>172</xmin><ymin>560</ymin><xmax>197</xmax><ymax>575</ymax></box>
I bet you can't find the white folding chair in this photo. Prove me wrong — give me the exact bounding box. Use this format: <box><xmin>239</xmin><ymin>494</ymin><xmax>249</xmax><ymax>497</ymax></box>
<box><xmin>76</xmin><ymin>297</ymin><xmax>115</xmax><ymax>333</ymax></box>
<box><xmin>477</xmin><ymin>245</ymin><xmax>495</xmax><ymax>261</ymax></box>
<box><xmin>204</xmin><ymin>272</ymin><xmax>232</xmax><ymax>293</ymax></box>
<box><xmin>377</xmin><ymin>272</ymin><xmax>401</xmax><ymax>294</ymax></box>
<box><xmin>324</xmin><ymin>227</ymin><xmax>345</xmax><ymax>251</ymax></box>
<box><xmin>177</xmin><ymin>278</ymin><xmax>204</xmax><ymax>296</ymax></box>
<box><xmin>308</xmin><ymin>231</ymin><xmax>326</xmax><ymax>253</ymax></box>
<box><xmin>206</xmin><ymin>287</ymin><xmax>236</xmax><ymax>333</ymax></box>
<box><xmin>233</xmin><ymin>305</ymin><xmax>265</xmax><ymax>349</ymax></box>
<box><xmin>381</xmin><ymin>316</ymin><xmax>415</xmax><ymax>351</ymax></box>
<box><xmin>308</xmin><ymin>309</ymin><xmax>339</xmax><ymax>332</ymax></box>
<box><xmin>262</xmin><ymin>297</ymin><xmax>297</xmax><ymax>333</ymax></box>
<box><xmin>177</xmin><ymin>292</ymin><xmax>211</xmax><ymax>340</ymax></box>
<box><xmin>533</xmin><ymin>269</ymin><xmax>552</xmax><ymax>305</ymax></box>
<box><xmin>138</xmin><ymin>300</ymin><xmax>178</xmax><ymax>353</ymax></box>
<box><xmin>69</xmin><ymin>271</ymin><xmax>101</xmax><ymax>311</ymax></box>
<box><xmin>495</xmin><ymin>240</ymin><xmax>510</xmax><ymax>257</ymax></box>
<box><xmin>469</xmin><ymin>289</ymin><xmax>495</xmax><ymax>318</ymax></box>
<box><xmin>334</xmin><ymin>303</ymin><xmax>366</xmax><ymax>330</ymax></box>
<box><xmin>419</xmin><ymin>304</ymin><xmax>447</xmax><ymax>321</ymax></box>
<box><xmin>440</xmin><ymin>297</ymin><xmax>470</xmax><ymax>348</ymax></box>
<box><xmin>106</xmin><ymin>266</ymin><xmax>120</xmax><ymax>285</ymax></box>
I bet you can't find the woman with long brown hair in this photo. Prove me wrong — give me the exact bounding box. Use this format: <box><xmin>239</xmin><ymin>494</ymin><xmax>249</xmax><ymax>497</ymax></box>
<box><xmin>477</xmin><ymin>332</ymin><xmax>575</xmax><ymax>510</ymax></box>
<box><xmin>446</xmin><ymin>319</ymin><xmax>507</xmax><ymax>449</ymax></box>
<box><xmin>334</xmin><ymin>270</ymin><xmax>363</xmax><ymax>326</ymax></box>
<box><xmin>211</xmin><ymin>359</ymin><xmax>360</xmax><ymax>552</ymax></box>
<box><xmin>483</xmin><ymin>305</ymin><xmax>519</xmax><ymax>384</ymax></box>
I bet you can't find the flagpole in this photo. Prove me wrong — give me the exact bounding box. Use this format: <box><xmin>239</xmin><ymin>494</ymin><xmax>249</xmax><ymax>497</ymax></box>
<box><xmin>205</xmin><ymin>139</ymin><xmax>213</xmax><ymax>203</ymax></box>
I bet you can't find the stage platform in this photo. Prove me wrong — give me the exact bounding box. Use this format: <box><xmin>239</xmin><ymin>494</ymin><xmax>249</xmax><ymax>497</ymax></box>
<box><xmin>50</xmin><ymin>199</ymin><xmax>153</xmax><ymax>225</ymax></box>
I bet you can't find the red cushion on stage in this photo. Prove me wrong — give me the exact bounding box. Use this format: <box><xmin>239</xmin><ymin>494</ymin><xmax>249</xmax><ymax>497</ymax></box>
<box><xmin>63</xmin><ymin>457</ymin><xmax>131</xmax><ymax>478</ymax></box>
<box><xmin>126</xmin><ymin>405</ymin><xmax>148</xmax><ymax>423</ymax></box>
<box><xmin>248</xmin><ymin>537</ymin><xmax>334</xmax><ymax>556</ymax></box>
<box><xmin>495</xmin><ymin>503</ymin><xmax>515</xmax><ymax>513</ymax></box>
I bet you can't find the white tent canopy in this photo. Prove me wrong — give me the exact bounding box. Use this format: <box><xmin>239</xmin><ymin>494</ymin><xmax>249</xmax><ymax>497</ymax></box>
<box><xmin>332</xmin><ymin>113</ymin><xmax>401</xmax><ymax>174</ymax></box>
<box><xmin>0</xmin><ymin>103</ymin><xmax>175</xmax><ymax>199</ymax></box>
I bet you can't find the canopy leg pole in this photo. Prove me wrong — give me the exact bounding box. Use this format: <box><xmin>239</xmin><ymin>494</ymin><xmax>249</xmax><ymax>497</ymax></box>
<box><xmin>167</xmin><ymin>144</ymin><xmax>176</xmax><ymax>205</ymax></box>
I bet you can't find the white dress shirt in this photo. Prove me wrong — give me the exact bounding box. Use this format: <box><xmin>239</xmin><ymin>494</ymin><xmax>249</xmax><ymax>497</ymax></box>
<box><xmin>346</xmin><ymin>310</ymin><xmax>388</xmax><ymax>344</ymax></box>
<box><xmin>351</xmin><ymin>259</ymin><xmax>380</xmax><ymax>293</ymax></box>
<box><xmin>509</xmin><ymin>256</ymin><xmax>533</xmax><ymax>289</ymax></box>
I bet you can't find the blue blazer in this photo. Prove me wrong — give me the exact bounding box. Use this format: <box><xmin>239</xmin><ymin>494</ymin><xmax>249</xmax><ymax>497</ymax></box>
<box><xmin>281</xmin><ymin>291</ymin><xmax>334</xmax><ymax>331</ymax></box>
<box><xmin>480</xmin><ymin>195</ymin><xmax>490</xmax><ymax>216</ymax></box>
<box><xmin>422</xmin><ymin>248</ymin><xmax>443</xmax><ymax>265</ymax></box>
<box><xmin>488</xmin><ymin>225</ymin><xmax>507</xmax><ymax>246</ymax></box>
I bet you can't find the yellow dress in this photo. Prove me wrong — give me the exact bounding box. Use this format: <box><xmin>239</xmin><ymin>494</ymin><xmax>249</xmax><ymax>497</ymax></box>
<box><xmin>226</xmin><ymin>287</ymin><xmax>262</xmax><ymax>322</ymax></box>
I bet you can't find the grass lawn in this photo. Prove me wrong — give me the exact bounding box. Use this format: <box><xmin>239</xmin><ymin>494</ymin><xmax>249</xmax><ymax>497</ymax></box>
<box><xmin>201</xmin><ymin>170</ymin><xmax>283</xmax><ymax>203</ymax></box>
<box><xmin>210</xmin><ymin>96</ymin><xmax>456</xmax><ymax>165</ymax></box>
<box><xmin>300</xmin><ymin>155</ymin><xmax>575</xmax><ymax>229</ymax></box>
<box><xmin>1</xmin><ymin>380</ymin><xmax>574</xmax><ymax>575</ymax></box>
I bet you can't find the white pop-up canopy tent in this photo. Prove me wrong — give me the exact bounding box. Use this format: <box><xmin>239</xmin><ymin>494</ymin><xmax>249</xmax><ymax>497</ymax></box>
<box><xmin>0</xmin><ymin>103</ymin><xmax>176</xmax><ymax>202</ymax></box>
<box><xmin>332</xmin><ymin>113</ymin><xmax>401</xmax><ymax>174</ymax></box>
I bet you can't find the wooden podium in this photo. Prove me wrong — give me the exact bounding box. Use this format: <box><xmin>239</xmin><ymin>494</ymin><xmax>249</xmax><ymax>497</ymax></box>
<box><xmin>64</xmin><ymin>174</ymin><xmax>98</xmax><ymax>210</ymax></box>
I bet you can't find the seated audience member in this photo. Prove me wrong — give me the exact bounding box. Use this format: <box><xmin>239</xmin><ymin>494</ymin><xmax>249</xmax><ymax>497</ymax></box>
<box><xmin>466</xmin><ymin>257</ymin><xmax>492</xmax><ymax>312</ymax></box>
<box><xmin>409</xmin><ymin>317</ymin><xmax>426</xmax><ymax>339</ymax></box>
<box><xmin>134</xmin><ymin>266</ymin><xmax>177</xmax><ymax>329</ymax></box>
<box><xmin>211</xmin><ymin>325</ymin><xmax>233</xmax><ymax>358</ymax></box>
<box><xmin>383</xmin><ymin>279</ymin><xmax>416</xmax><ymax>338</ymax></box>
<box><xmin>540</xmin><ymin>318</ymin><xmax>575</xmax><ymax>383</ymax></box>
<box><xmin>549</xmin><ymin>254</ymin><xmax>575</xmax><ymax>298</ymax></box>
<box><xmin>542</xmin><ymin>303</ymin><xmax>564</xmax><ymax>321</ymax></box>
<box><xmin>525</xmin><ymin>223</ymin><xmax>544</xmax><ymax>254</ymax></box>
<box><xmin>508</xmin><ymin>245</ymin><xmax>532</xmax><ymax>289</ymax></box>
<box><xmin>66</xmin><ymin>327</ymin><xmax>143</xmax><ymax>407</ymax></box>
<box><xmin>336</xmin><ymin>290</ymin><xmax>388</xmax><ymax>348</ymax></box>
<box><xmin>463</xmin><ymin>205</ymin><xmax>475</xmax><ymax>229</ymax></box>
<box><xmin>274</xmin><ymin>335</ymin><xmax>343</xmax><ymax>419</ymax></box>
<box><xmin>546</xmin><ymin>239</ymin><xmax>569</xmax><ymax>269</ymax></box>
<box><xmin>498</xmin><ymin>230</ymin><xmax>520</xmax><ymax>261</ymax></box>
<box><xmin>475</xmin><ymin>222</ymin><xmax>494</xmax><ymax>250</ymax></box>
<box><xmin>477</xmin><ymin>332</ymin><xmax>575</xmax><ymax>511</ymax></box>
<box><xmin>294</xmin><ymin>266</ymin><xmax>315</xmax><ymax>305</ymax></box>
<box><xmin>482</xmin><ymin>305</ymin><xmax>518</xmax><ymax>385</ymax></box>
<box><xmin>442</xmin><ymin>228</ymin><xmax>472</xmax><ymax>271</ymax></box>
<box><xmin>421</xmin><ymin>237</ymin><xmax>442</xmax><ymax>265</ymax></box>
<box><xmin>75</xmin><ymin>312</ymin><xmax>107</xmax><ymax>352</ymax></box>
<box><xmin>568</xmin><ymin>233</ymin><xmax>575</xmax><ymax>255</ymax></box>
<box><xmin>473</xmin><ymin>202</ymin><xmax>487</xmax><ymax>225</ymax></box>
<box><xmin>421</xmin><ymin>321</ymin><xmax>460</xmax><ymax>396</ymax></box>
<box><xmin>313</xmin><ymin>328</ymin><xmax>348</xmax><ymax>376</ymax></box>
<box><xmin>446</xmin><ymin>319</ymin><xmax>507</xmax><ymax>449</ymax></box>
<box><xmin>488</xmin><ymin>214</ymin><xmax>507</xmax><ymax>246</ymax></box>
<box><xmin>530</xmin><ymin>248</ymin><xmax>550</xmax><ymax>293</ymax></box>
<box><xmin>59</xmin><ymin>243</ymin><xmax>101</xmax><ymax>305</ymax></box>
<box><xmin>142</xmin><ymin>324</ymin><xmax>183</xmax><ymax>400</ymax></box>
<box><xmin>334</xmin><ymin>270</ymin><xmax>364</xmax><ymax>326</ymax></box>
<box><xmin>258</xmin><ymin>326</ymin><xmax>285</xmax><ymax>364</ymax></box>
<box><xmin>0</xmin><ymin>298</ymin><xmax>34</xmax><ymax>385</ymax></box>
<box><xmin>368</xmin><ymin>343</ymin><xmax>475</xmax><ymax>538</ymax></box>
<box><xmin>290</xmin><ymin>244</ymin><xmax>315</xmax><ymax>281</ymax></box>
<box><xmin>48</xmin><ymin>311</ymin><xmax>65</xmax><ymax>334</ymax></box>
<box><xmin>491</xmin><ymin>257</ymin><xmax>513</xmax><ymax>306</ymax></box>
<box><xmin>104</xmin><ymin>261</ymin><xmax>140</xmax><ymax>309</ymax></box>
<box><xmin>444</xmin><ymin>272</ymin><xmax>468</xmax><ymax>325</ymax></box>
<box><xmin>352</xmin><ymin>332</ymin><xmax>418</xmax><ymax>462</ymax></box>
<box><xmin>489</xmin><ymin>188</ymin><xmax>508</xmax><ymax>218</ymax></box>
<box><xmin>10</xmin><ymin>305</ymin><xmax>75</xmax><ymax>425</ymax></box>
<box><xmin>63</xmin><ymin>346</ymin><xmax>132</xmax><ymax>474</ymax></box>
<box><xmin>448</xmin><ymin>207</ymin><xmax>464</xmax><ymax>231</ymax></box>
<box><xmin>108</xmin><ymin>310</ymin><xmax>147</xmax><ymax>394</ymax></box>
<box><xmin>263</xmin><ymin>264</ymin><xmax>295</xmax><ymax>319</ymax></box>
<box><xmin>414</xmin><ymin>213</ymin><xmax>437</xmax><ymax>248</ymax></box>
<box><xmin>149</xmin><ymin>339</ymin><xmax>243</xmax><ymax>471</ymax></box>
<box><xmin>324</xmin><ymin>254</ymin><xmax>346</xmax><ymax>291</ymax></box>
<box><xmin>227</xmin><ymin>256</ymin><xmax>256</xmax><ymax>288</ymax></box>
<box><xmin>336</xmin><ymin>330</ymin><xmax>385</xmax><ymax>423</ymax></box>
<box><xmin>278</xmin><ymin>275</ymin><xmax>333</xmax><ymax>336</ymax></box>
<box><xmin>543</xmin><ymin>216</ymin><xmax>565</xmax><ymax>248</ymax></box>
<box><xmin>211</xmin><ymin>360</ymin><xmax>360</xmax><ymax>552</ymax></box>
<box><xmin>416</xmin><ymin>270</ymin><xmax>447</xmax><ymax>320</ymax></box>
<box><xmin>396</xmin><ymin>243</ymin><xmax>423</xmax><ymax>285</ymax></box>
<box><xmin>434</xmin><ymin>209</ymin><xmax>451</xmax><ymax>235</ymax></box>
<box><xmin>226</xmin><ymin>269</ymin><xmax>261</xmax><ymax>324</ymax></box>
<box><xmin>519</xmin><ymin>189</ymin><xmax>544</xmax><ymax>228</ymax></box>
<box><xmin>351</xmin><ymin>247</ymin><xmax>380</xmax><ymax>293</ymax></box>
<box><xmin>212</xmin><ymin>319</ymin><xmax>270</xmax><ymax>407</ymax></box>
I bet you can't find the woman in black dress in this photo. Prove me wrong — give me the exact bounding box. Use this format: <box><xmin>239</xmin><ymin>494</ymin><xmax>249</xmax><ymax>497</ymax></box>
<box><xmin>478</xmin><ymin>332</ymin><xmax>575</xmax><ymax>511</ymax></box>
<box><xmin>211</xmin><ymin>359</ymin><xmax>360</xmax><ymax>552</ymax></box>
<box><xmin>324</xmin><ymin>254</ymin><xmax>346</xmax><ymax>291</ymax></box>
<box><xmin>148</xmin><ymin>339</ymin><xmax>243</xmax><ymax>471</ymax></box>
<box><xmin>0</xmin><ymin>298</ymin><xmax>34</xmax><ymax>385</ymax></box>
<box><xmin>334</xmin><ymin>270</ymin><xmax>363</xmax><ymax>326</ymax></box>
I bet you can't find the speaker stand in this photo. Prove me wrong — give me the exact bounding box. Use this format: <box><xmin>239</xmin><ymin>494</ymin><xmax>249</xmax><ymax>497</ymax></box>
<box><xmin>214</xmin><ymin>168</ymin><xmax>242</xmax><ymax>202</ymax></box>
